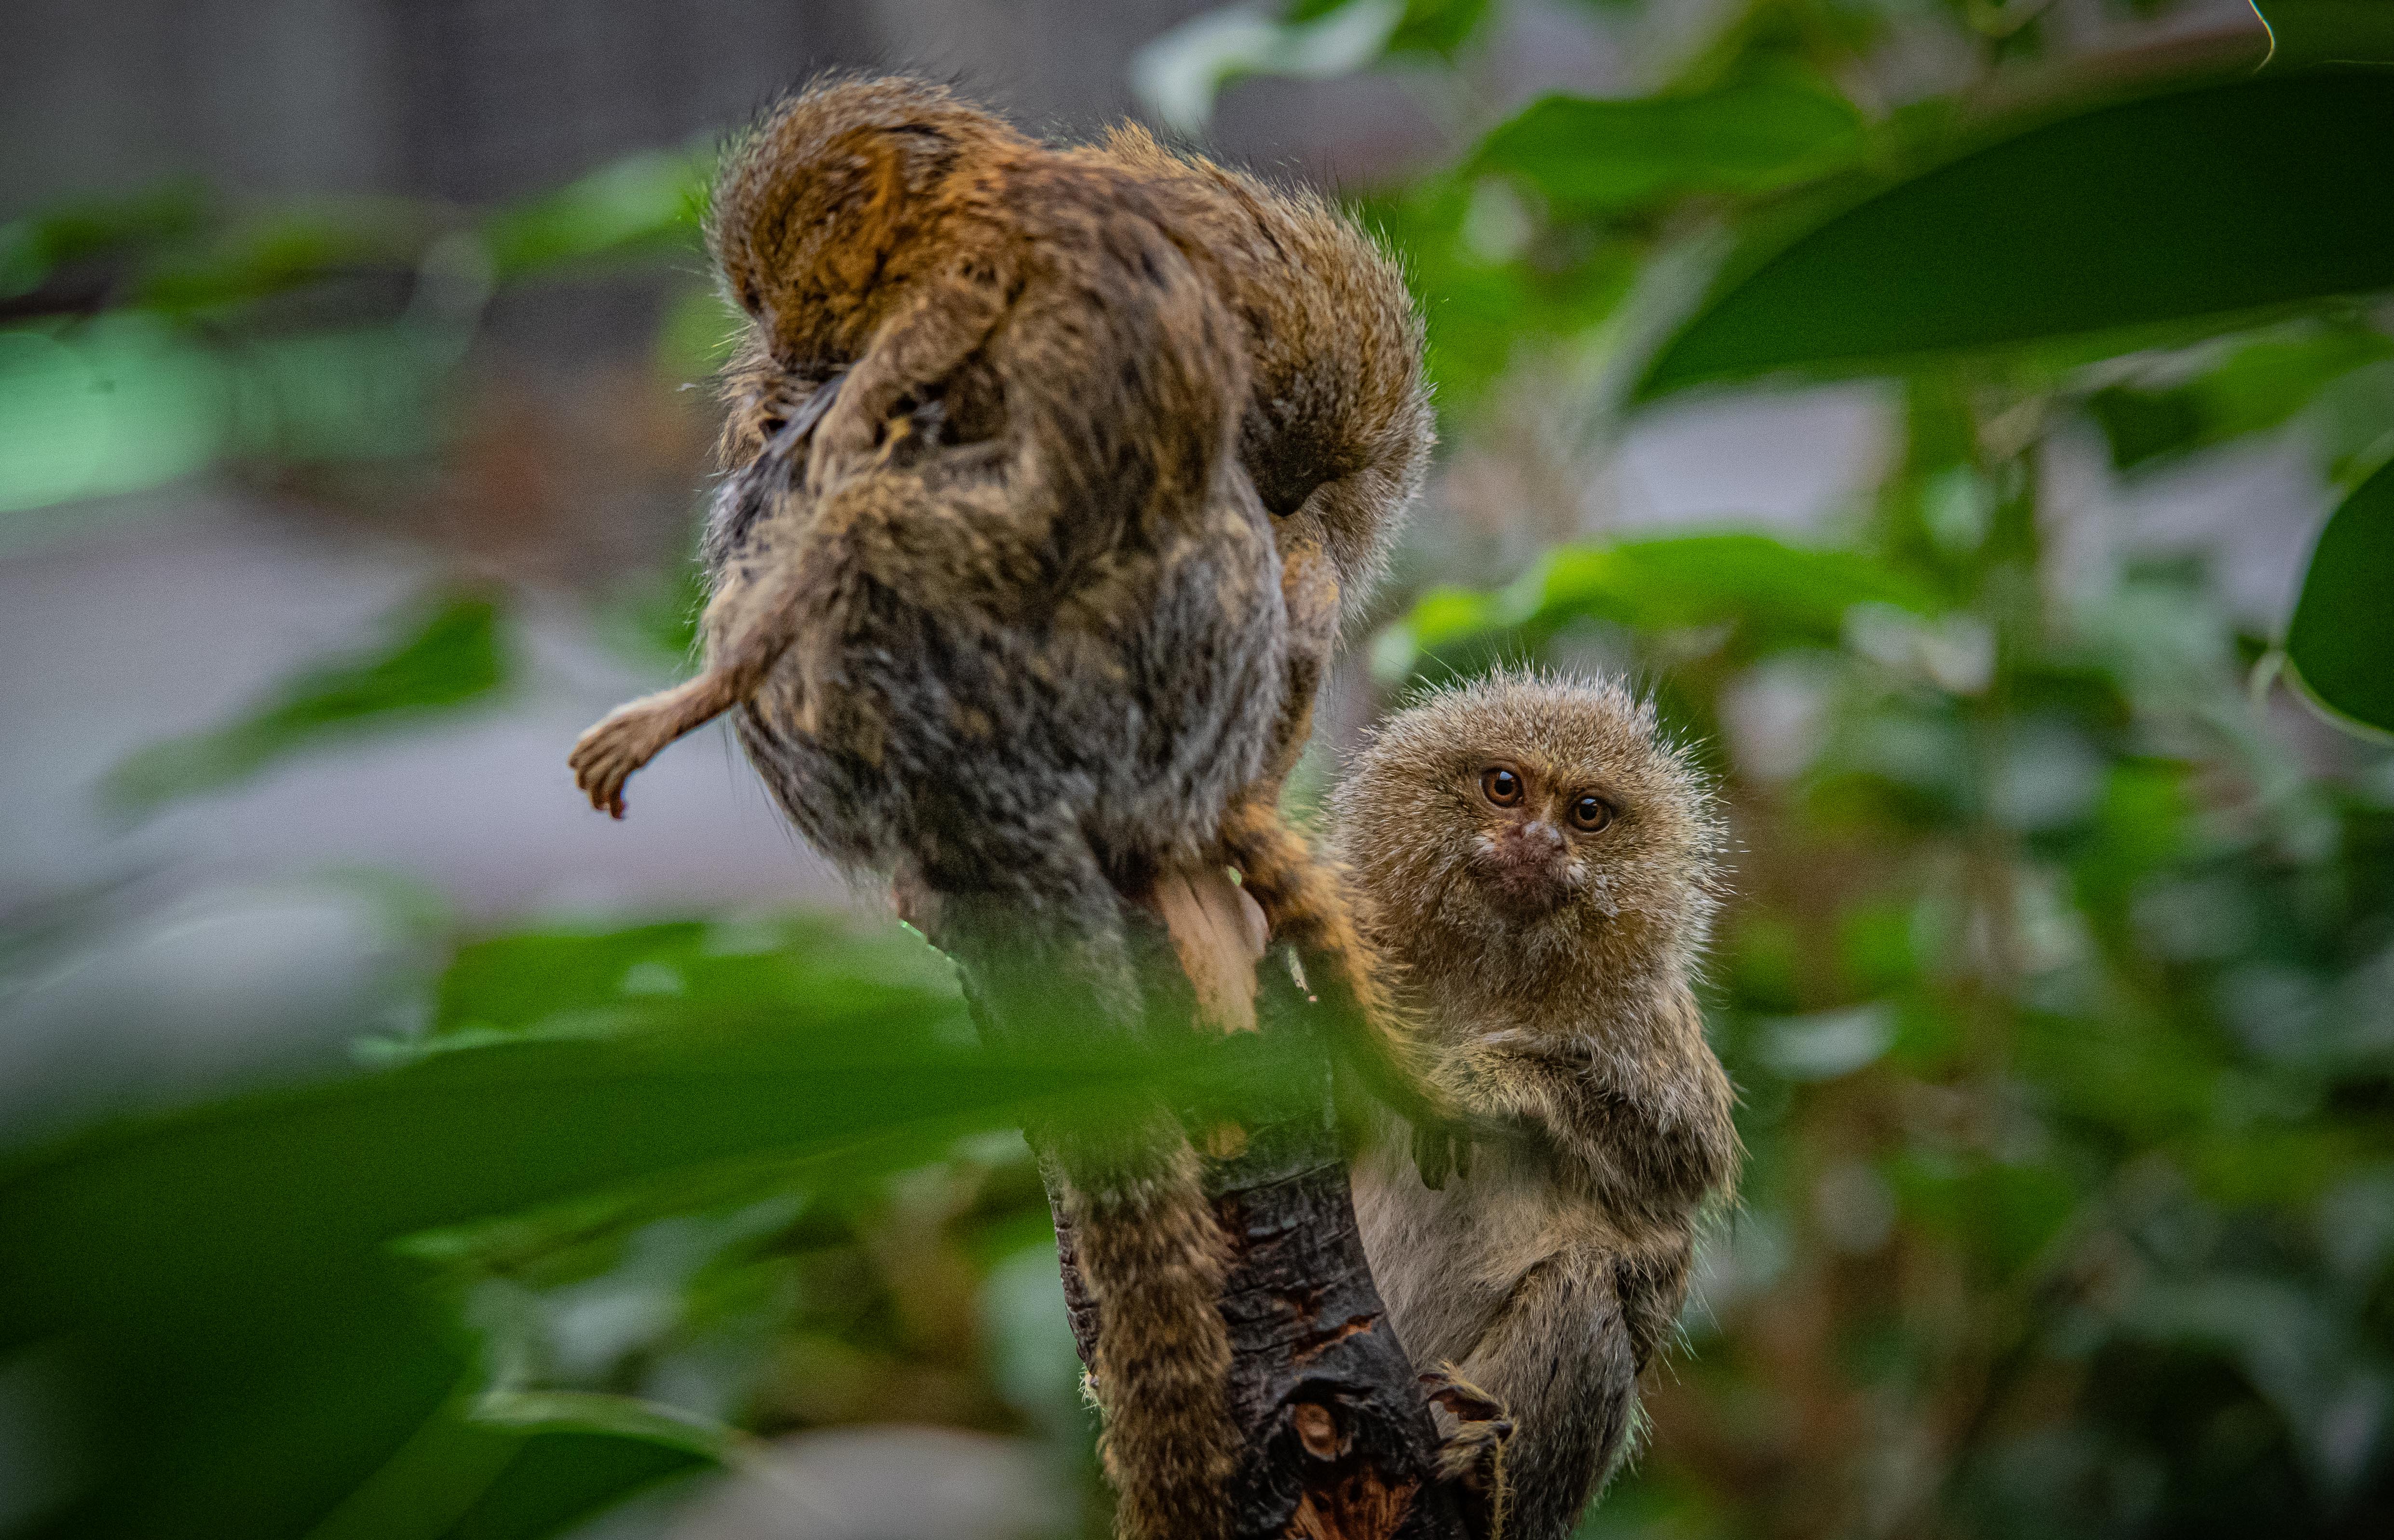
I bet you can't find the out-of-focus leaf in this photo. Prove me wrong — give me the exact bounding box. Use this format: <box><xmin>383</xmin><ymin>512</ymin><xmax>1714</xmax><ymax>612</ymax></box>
<box><xmin>2088</xmin><ymin>325</ymin><xmax>2394</xmax><ymax>473</ymax></box>
<box><xmin>0</xmin><ymin>185</ymin><xmax>207</xmax><ymax>300</ymax></box>
<box><xmin>654</xmin><ymin>281</ymin><xmax>743</xmax><ymax>379</ymax></box>
<box><xmin>596</xmin><ymin>556</ymin><xmax>708</xmax><ymax>670</ymax></box>
<box><xmin>1355</xmin><ymin>173</ymin><xmax>1633</xmax><ymax>403</ymax></box>
<box><xmin>1132</xmin><ymin>0</ymin><xmax>1405</xmax><ymax>134</ymax></box>
<box><xmin>1891</xmin><ymin>1156</ymin><xmax>2079</xmax><ymax>1281</ymax></box>
<box><xmin>0</xmin><ymin>951</ymin><xmax>1274</xmax><ymax>1539</ymax></box>
<box><xmin>1379</xmin><ymin>530</ymin><xmax>1936</xmax><ymax>677</ymax></box>
<box><xmin>1639</xmin><ymin>67</ymin><xmax>2394</xmax><ymax>396</ymax></box>
<box><xmin>0</xmin><ymin>316</ymin><xmax>226</xmax><ymax>517</ymax></box>
<box><xmin>0</xmin><ymin>314</ymin><xmax>449</xmax><ymax>527</ymax></box>
<box><xmin>428</xmin><ymin>917</ymin><xmax>952</xmax><ymax>1043</ymax></box>
<box><xmin>1474</xmin><ymin>73</ymin><xmax>1864</xmax><ymax>213</ymax></box>
<box><xmin>1290</xmin><ymin>0</ymin><xmax>1489</xmax><ymax>55</ymax></box>
<box><xmin>102</xmin><ymin>589</ymin><xmax>508</xmax><ymax>811</ymax></box>
<box><xmin>134</xmin><ymin>201</ymin><xmax>436</xmax><ymax>313</ymax></box>
<box><xmin>434</xmin><ymin>1430</ymin><xmax>710</xmax><ymax>1540</ymax></box>
<box><xmin>480</xmin><ymin>149</ymin><xmax>707</xmax><ymax>280</ymax></box>
<box><xmin>1757</xmin><ymin>1004</ymin><xmax>1896</xmax><ymax>1081</ymax></box>
<box><xmin>470</xmin><ymin>1391</ymin><xmax>752</xmax><ymax>1464</ymax></box>
<box><xmin>2285</xmin><ymin>456</ymin><xmax>2394</xmax><ymax>735</ymax></box>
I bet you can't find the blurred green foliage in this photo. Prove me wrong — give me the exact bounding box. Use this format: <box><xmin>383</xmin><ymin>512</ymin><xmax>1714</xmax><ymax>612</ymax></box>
<box><xmin>101</xmin><ymin>589</ymin><xmax>509</xmax><ymax>812</ymax></box>
<box><xmin>6</xmin><ymin>1</ymin><xmax>2394</xmax><ymax>1538</ymax></box>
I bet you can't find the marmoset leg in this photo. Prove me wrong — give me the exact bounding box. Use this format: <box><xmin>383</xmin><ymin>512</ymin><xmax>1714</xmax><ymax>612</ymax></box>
<box><xmin>1446</xmin><ymin>1251</ymin><xmax>1638</xmax><ymax>1540</ymax></box>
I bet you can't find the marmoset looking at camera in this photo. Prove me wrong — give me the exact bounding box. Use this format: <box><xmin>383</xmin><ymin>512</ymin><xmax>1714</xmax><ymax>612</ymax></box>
<box><xmin>565</xmin><ymin>74</ymin><xmax>1451</xmax><ymax>1540</ymax></box>
<box><xmin>1334</xmin><ymin>672</ymin><xmax>1741</xmax><ymax>1540</ymax></box>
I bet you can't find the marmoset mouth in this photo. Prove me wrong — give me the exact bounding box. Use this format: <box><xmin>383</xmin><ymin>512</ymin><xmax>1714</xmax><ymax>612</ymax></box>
<box><xmin>1472</xmin><ymin>827</ymin><xmax>1576</xmax><ymax>918</ymax></box>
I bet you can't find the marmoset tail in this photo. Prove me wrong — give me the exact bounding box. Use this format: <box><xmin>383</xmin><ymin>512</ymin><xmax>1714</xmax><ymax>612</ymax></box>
<box><xmin>1333</xmin><ymin>671</ymin><xmax>1741</xmax><ymax>1540</ymax></box>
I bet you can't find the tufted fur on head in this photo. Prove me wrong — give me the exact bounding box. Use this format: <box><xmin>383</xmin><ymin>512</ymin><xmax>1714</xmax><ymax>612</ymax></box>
<box><xmin>707</xmin><ymin>74</ymin><xmax>1035</xmax><ymax>375</ymax></box>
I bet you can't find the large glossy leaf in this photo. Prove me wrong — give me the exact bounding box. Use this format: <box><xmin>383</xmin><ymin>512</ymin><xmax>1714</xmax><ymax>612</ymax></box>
<box><xmin>101</xmin><ymin>588</ymin><xmax>508</xmax><ymax>810</ymax></box>
<box><xmin>1639</xmin><ymin>66</ymin><xmax>2394</xmax><ymax>396</ymax></box>
<box><xmin>2285</xmin><ymin>457</ymin><xmax>2394</xmax><ymax>733</ymax></box>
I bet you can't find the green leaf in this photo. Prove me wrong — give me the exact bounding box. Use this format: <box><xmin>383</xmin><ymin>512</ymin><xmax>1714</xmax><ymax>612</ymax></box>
<box><xmin>479</xmin><ymin>149</ymin><xmax>707</xmax><ymax>280</ymax></box>
<box><xmin>427</xmin><ymin>916</ymin><xmax>952</xmax><ymax>1043</ymax></box>
<box><xmin>102</xmin><ymin>588</ymin><xmax>508</xmax><ymax>811</ymax></box>
<box><xmin>0</xmin><ymin>316</ymin><xmax>228</xmax><ymax>517</ymax></box>
<box><xmin>1355</xmin><ymin>174</ymin><xmax>1633</xmax><ymax>405</ymax></box>
<box><xmin>1379</xmin><ymin>530</ymin><xmax>1937</xmax><ymax>677</ymax></box>
<box><xmin>2285</xmin><ymin>455</ymin><xmax>2394</xmax><ymax>734</ymax></box>
<box><xmin>1290</xmin><ymin>0</ymin><xmax>1491</xmax><ymax>56</ymax></box>
<box><xmin>2087</xmin><ymin>324</ymin><xmax>2394</xmax><ymax>473</ymax></box>
<box><xmin>134</xmin><ymin>201</ymin><xmax>436</xmax><ymax>313</ymax></box>
<box><xmin>0</xmin><ymin>947</ymin><xmax>1265</xmax><ymax>1539</ymax></box>
<box><xmin>434</xmin><ymin>1430</ymin><xmax>709</xmax><ymax>1540</ymax></box>
<box><xmin>469</xmin><ymin>1391</ymin><xmax>753</xmax><ymax>1465</ymax></box>
<box><xmin>1474</xmin><ymin>74</ymin><xmax>1864</xmax><ymax>213</ymax></box>
<box><xmin>1640</xmin><ymin>67</ymin><xmax>2394</xmax><ymax>396</ymax></box>
<box><xmin>0</xmin><ymin>184</ymin><xmax>207</xmax><ymax>298</ymax></box>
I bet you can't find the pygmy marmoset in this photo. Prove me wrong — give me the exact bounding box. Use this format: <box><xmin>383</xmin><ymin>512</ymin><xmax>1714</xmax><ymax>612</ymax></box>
<box><xmin>566</xmin><ymin>75</ymin><xmax>1446</xmax><ymax>1540</ymax></box>
<box><xmin>1334</xmin><ymin>672</ymin><xmax>1741</xmax><ymax>1540</ymax></box>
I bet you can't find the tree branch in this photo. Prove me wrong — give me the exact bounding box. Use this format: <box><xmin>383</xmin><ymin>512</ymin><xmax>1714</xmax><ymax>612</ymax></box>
<box><xmin>1041</xmin><ymin>931</ymin><xmax>1474</xmax><ymax>1540</ymax></box>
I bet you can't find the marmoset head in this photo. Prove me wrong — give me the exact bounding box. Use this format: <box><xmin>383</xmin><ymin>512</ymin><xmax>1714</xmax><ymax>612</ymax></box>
<box><xmin>708</xmin><ymin>75</ymin><xmax>1029</xmax><ymax>368</ymax></box>
<box><xmin>1333</xmin><ymin>669</ymin><xmax>1722</xmax><ymax>993</ymax></box>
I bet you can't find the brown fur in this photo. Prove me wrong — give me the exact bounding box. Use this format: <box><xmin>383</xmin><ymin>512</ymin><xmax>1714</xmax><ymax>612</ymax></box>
<box><xmin>1078</xmin><ymin>125</ymin><xmax>1433</xmax><ymax>619</ymax></box>
<box><xmin>1079</xmin><ymin>126</ymin><xmax>1444</xmax><ymax>1124</ymax></box>
<box><xmin>564</xmin><ymin>77</ymin><xmax>1446</xmax><ymax>1540</ymax></box>
<box><xmin>1333</xmin><ymin>671</ymin><xmax>1741</xmax><ymax>1540</ymax></box>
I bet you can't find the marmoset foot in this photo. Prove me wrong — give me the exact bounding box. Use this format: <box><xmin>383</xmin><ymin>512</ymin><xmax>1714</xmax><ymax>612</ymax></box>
<box><xmin>1422</xmin><ymin>1365</ymin><xmax>1513</xmax><ymax>1539</ymax></box>
<box><xmin>569</xmin><ymin>676</ymin><xmax>735</xmax><ymax>818</ymax></box>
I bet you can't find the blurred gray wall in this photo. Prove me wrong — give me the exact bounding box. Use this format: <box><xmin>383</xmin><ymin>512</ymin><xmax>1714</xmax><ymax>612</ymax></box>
<box><xmin>0</xmin><ymin>0</ymin><xmax>1221</xmax><ymax>218</ymax></box>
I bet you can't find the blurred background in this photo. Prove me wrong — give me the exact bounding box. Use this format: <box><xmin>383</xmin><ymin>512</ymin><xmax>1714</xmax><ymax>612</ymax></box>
<box><xmin>5</xmin><ymin>1</ymin><xmax>2394</xmax><ymax>1537</ymax></box>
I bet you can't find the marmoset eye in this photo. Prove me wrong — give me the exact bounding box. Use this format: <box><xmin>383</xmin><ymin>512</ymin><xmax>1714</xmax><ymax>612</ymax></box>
<box><xmin>1482</xmin><ymin>767</ymin><xmax>1524</xmax><ymax>807</ymax></box>
<box><xmin>1568</xmin><ymin>795</ymin><xmax>1613</xmax><ymax>833</ymax></box>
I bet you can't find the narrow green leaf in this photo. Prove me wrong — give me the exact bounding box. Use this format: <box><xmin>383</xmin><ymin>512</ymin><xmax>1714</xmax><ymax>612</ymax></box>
<box><xmin>2285</xmin><ymin>456</ymin><xmax>2394</xmax><ymax>734</ymax></box>
<box><xmin>134</xmin><ymin>201</ymin><xmax>436</xmax><ymax>313</ymax></box>
<box><xmin>1640</xmin><ymin>67</ymin><xmax>2394</xmax><ymax>396</ymax></box>
<box><xmin>1475</xmin><ymin>74</ymin><xmax>1864</xmax><ymax>212</ymax></box>
<box><xmin>470</xmin><ymin>1392</ymin><xmax>753</xmax><ymax>1465</ymax></box>
<box><xmin>479</xmin><ymin>149</ymin><xmax>707</xmax><ymax>280</ymax></box>
<box><xmin>0</xmin><ymin>184</ymin><xmax>208</xmax><ymax>298</ymax></box>
<box><xmin>101</xmin><ymin>588</ymin><xmax>508</xmax><ymax>810</ymax></box>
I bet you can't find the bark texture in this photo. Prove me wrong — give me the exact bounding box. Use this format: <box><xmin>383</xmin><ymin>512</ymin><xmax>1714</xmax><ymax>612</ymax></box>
<box><xmin>1045</xmin><ymin>941</ymin><xmax>1475</xmax><ymax>1540</ymax></box>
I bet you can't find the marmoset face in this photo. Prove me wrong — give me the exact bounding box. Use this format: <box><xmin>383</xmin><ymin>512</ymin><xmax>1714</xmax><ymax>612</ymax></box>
<box><xmin>1337</xmin><ymin>671</ymin><xmax>1721</xmax><ymax>963</ymax></box>
<box><xmin>1463</xmin><ymin>755</ymin><xmax>1622</xmax><ymax>920</ymax></box>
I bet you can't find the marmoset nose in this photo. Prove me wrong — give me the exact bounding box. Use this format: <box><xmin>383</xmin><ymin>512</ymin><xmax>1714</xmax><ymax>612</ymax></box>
<box><xmin>1478</xmin><ymin>819</ymin><xmax>1573</xmax><ymax>915</ymax></box>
